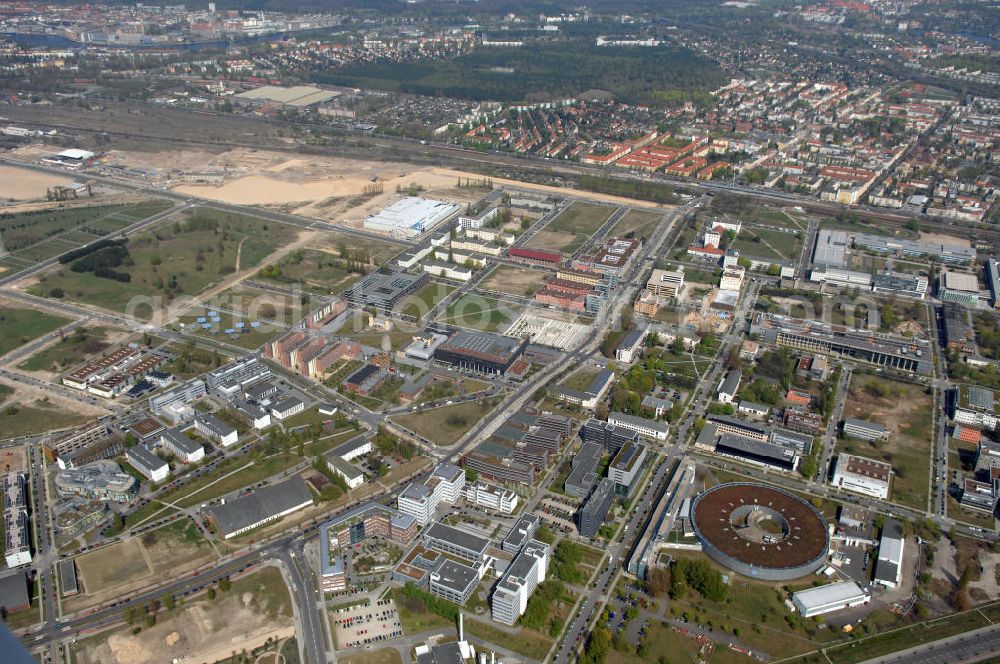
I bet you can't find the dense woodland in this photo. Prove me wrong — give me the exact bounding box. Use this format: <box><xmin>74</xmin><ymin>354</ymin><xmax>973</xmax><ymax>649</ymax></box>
<box><xmin>311</xmin><ymin>41</ymin><xmax>727</xmax><ymax>106</ymax></box>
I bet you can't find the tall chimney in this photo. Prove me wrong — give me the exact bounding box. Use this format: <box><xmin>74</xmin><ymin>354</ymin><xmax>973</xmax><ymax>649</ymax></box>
<box><xmin>459</xmin><ymin>611</ymin><xmax>464</xmax><ymax>642</ymax></box>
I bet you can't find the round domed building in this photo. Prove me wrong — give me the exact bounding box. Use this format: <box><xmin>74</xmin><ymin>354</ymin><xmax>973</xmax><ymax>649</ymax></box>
<box><xmin>690</xmin><ymin>482</ymin><xmax>829</xmax><ymax>581</ymax></box>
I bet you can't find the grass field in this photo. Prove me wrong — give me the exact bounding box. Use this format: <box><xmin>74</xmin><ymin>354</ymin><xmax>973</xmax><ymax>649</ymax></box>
<box><xmin>609</xmin><ymin>208</ymin><xmax>664</xmax><ymax>240</ymax></box>
<box><xmin>317</xmin><ymin>231</ymin><xmax>403</xmax><ymax>266</ymax></box>
<box><xmin>0</xmin><ymin>200</ymin><xmax>173</xmax><ymax>258</ymax></box>
<box><xmin>606</xmin><ymin>621</ymin><xmax>705</xmax><ymax>664</ymax></box>
<box><xmin>560</xmin><ymin>367</ymin><xmax>603</xmax><ymax>392</ymax></box>
<box><xmin>731</xmin><ymin>228</ymin><xmax>802</xmax><ymax>262</ymax></box>
<box><xmin>173</xmin><ymin>454</ymin><xmax>301</xmax><ymax>509</ymax></box>
<box><xmin>479</xmin><ymin>264</ymin><xmax>550</xmax><ymax>297</ymax></box>
<box><xmin>464</xmin><ymin>616</ymin><xmax>553</xmax><ymax>661</ymax></box>
<box><xmin>396</xmin><ymin>282</ymin><xmax>457</xmax><ymax>320</ymax></box>
<box><xmin>389</xmin><ymin>590</ymin><xmax>454</xmax><ymax>633</ymax></box>
<box><xmin>528</xmin><ymin>202</ymin><xmax>615</xmax><ymax>254</ymax></box>
<box><xmin>839</xmin><ymin>374</ymin><xmax>933</xmax><ymax>510</ymax></box>
<box><xmin>664</xmin><ymin>555</ymin><xmax>841</xmax><ymax>660</ymax></box>
<box><xmin>255</xmin><ymin>248</ymin><xmax>366</xmax><ymax>295</ymax></box>
<box><xmin>393</xmin><ymin>397</ymin><xmax>501</xmax><ymax>446</ymax></box>
<box><xmin>339</xmin><ymin>648</ymin><xmax>403</xmax><ymax>664</ymax></box>
<box><xmin>30</xmin><ymin>207</ymin><xmax>299</xmax><ymax>316</ymax></box>
<box><xmin>230</xmin><ymin>565</ymin><xmax>293</xmax><ymax>620</ymax></box>
<box><xmin>439</xmin><ymin>294</ymin><xmax>516</xmax><ymax>332</ymax></box>
<box><xmin>791</xmin><ymin>609</ymin><xmax>991</xmax><ymax>664</ymax></box>
<box><xmin>0</xmin><ymin>306</ymin><xmax>71</xmax><ymax>358</ymax></box>
<box><xmin>0</xmin><ymin>397</ymin><xmax>89</xmax><ymax>437</ymax></box>
<box><xmin>16</xmin><ymin>325</ymin><xmax>116</xmax><ymax>372</ymax></box>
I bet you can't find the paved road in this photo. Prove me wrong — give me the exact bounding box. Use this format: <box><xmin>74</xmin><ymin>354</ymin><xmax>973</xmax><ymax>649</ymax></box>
<box><xmin>859</xmin><ymin>622</ymin><xmax>1000</xmax><ymax>664</ymax></box>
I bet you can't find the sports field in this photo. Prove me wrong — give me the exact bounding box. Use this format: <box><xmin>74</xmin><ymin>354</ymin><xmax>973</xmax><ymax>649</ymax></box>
<box><xmin>479</xmin><ymin>264</ymin><xmax>550</xmax><ymax>297</ymax></box>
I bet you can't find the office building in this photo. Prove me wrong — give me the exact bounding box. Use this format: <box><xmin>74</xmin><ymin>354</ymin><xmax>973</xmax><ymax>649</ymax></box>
<box><xmin>717</xmin><ymin>369</ymin><xmax>742</xmax><ymax>404</ymax></box>
<box><xmin>842</xmin><ymin>418</ymin><xmax>890</xmax><ymax>442</ymax></box>
<box><xmin>615</xmin><ymin>327</ymin><xmax>648</xmax><ymax>364</ymax></box>
<box><xmin>149</xmin><ymin>379</ymin><xmax>207</xmax><ymax>421</ymax></box>
<box><xmin>873</xmin><ymin>519</ymin><xmax>904</xmax><ymax>589</ymax></box>
<box><xmin>193</xmin><ymin>414</ymin><xmax>239</xmax><ymax>447</ymax></box>
<box><xmin>345</xmin><ymin>267</ymin><xmax>429</xmax><ymax>311</ymax></box>
<box><xmin>501</xmin><ymin>514</ymin><xmax>541</xmax><ymax>554</ymax></box>
<box><xmin>230</xmin><ymin>399</ymin><xmax>272</xmax><ymax>430</ymax></box>
<box><xmin>565</xmin><ymin>441</ymin><xmax>603</xmax><ymax>499</ymax></box>
<box><xmin>580</xmin><ymin>418</ymin><xmax>639</xmax><ymax>456</ymax></box>
<box><xmin>552</xmin><ymin>369</ymin><xmax>614</xmax><ymax>410</ymax></box>
<box><xmin>937</xmin><ymin>271</ymin><xmax>981</xmax><ymax>306</ymax></box>
<box><xmin>609</xmin><ymin>441</ymin><xmax>648</xmax><ymax>497</ymax></box>
<box><xmin>646</xmin><ymin>268</ymin><xmax>685</xmax><ymax>298</ymax></box>
<box><xmin>125</xmin><ymin>446</ymin><xmax>169</xmax><ymax>482</ymax></box>
<box><xmin>751</xmin><ymin>313</ymin><xmax>932</xmax><ymax>375</ymax></box>
<box><xmin>270</xmin><ymin>396</ymin><xmax>305</xmax><ymax>420</ymax></box>
<box><xmin>1</xmin><ymin>473</ymin><xmax>31</xmax><ymax>568</ymax></box>
<box><xmin>988</xmin><ymin>259</ymin><xmax>1000</xmax><ymax>309</ymax></box>
<box><xmin>464</xmin><ymin>481</ymin><xmax>518</xmax><ymax>514</ymax></box>
<box><xmin>491</xmin><ymin>540</ymin><xmax>550</xmax><ymax>625</ymax></box>
<box><xmin>872</xmin><ymin>271</ymin><xmax>928</xmax><ymax>299</ymax></box>
<box><xmin>397</xmin><ymin>463</ymin><xmax>466</xmax><ymax>526</ymax></box>
<box><xmin>325</xmin><ymin>453</ymin><xmax>365</xmax><ymax>489</ymax></box>
<box><xmin>54</xmin><ymin>460</ymin><xmax>136</xmax><ymax>502</ymax></box>
<box><xmin>423</xmin><ymin>522</ymin><xmax>491</xmax><ymax>562</ymax></box>
<box><xmin>577</xmin><ymin>478</ymin><xmax>614</xmax><ymax>538</ymax></box>
<box><xmin>607</xmin><ymin>412</ymin><xmax>668</xmax><ymax>441</ymax></box>
<box><xmin>434</xmin><ymin>329</ymin><xmax>528</xmax><ymax>375</ymax></box>
<box><xmin>429</xmin><ymin>559</ymin><xmax>481</xmax><ymax>605</ymax></box>
<box><xmin>832</xmin><ymin>454</ymin><xmax>891</xmax><ymax>499</ymax></box>
<box><xmin>955</xmin><ymin>385</ymin><xmax>1000</xmax><ymax>431</ymax></box>
<box><xmin>160</xmin><ymin>429</ymin><xmax>205</xmax><ymax>464</ymax></box>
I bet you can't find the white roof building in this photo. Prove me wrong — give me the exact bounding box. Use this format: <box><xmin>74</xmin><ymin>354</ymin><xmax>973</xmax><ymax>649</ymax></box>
<box><xmin>791</xmin><ymin>581</ymin><xmax>870</xmax><ymax>618</ymax></box>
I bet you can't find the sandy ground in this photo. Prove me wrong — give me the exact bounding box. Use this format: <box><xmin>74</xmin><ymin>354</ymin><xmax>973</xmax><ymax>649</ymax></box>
<box><xmin>75</xmin><ymin>586</ymin><xmax>293</xmax><ymax>664</ymax></box>
<box><xmin>919</xmin><ymin>231</ymin><xmax>971</xmax><ymax>248</ymax></box>
<box><xmin>0</xmin><ymin>376</ymin><xmax>108</xmax><ymax>417</ymax></box>
<box><xmin>0</xmin><ymin>446</ymin><xmax>27</xmax><ymax>473</ymax></box>
<box><xmin>158</xmin><ymin>146</ymin><xmax>668</xmax><ymax>230</ymax></box>
<box><xmin>0</xmin><ymin>164</ymin><xmax>73</xmax><ymax>201</ymax></box>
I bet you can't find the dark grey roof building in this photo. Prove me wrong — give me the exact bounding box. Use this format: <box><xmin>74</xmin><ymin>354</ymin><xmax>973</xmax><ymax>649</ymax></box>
<box><xmin>207</xmin><ymin>476</ymin><xmax>313</xmax><ymax>539</ymax></box>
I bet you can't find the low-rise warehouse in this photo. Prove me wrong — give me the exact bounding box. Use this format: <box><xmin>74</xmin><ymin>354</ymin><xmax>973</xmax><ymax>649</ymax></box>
<box><xmin>207</xmin><ymin>477</ymin><xmax>313</xmax><ymax>539</ymax></box>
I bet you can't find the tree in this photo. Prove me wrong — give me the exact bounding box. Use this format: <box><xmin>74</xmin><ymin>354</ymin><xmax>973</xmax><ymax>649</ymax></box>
<box><xmin>207</xmin><ymin>587</ymin><xmax>217</xmax><ymax>600</ymax></box>
<box><xmin>464</xmin><ymin>467</ymin><xmax>478</xmax><ymax>482</ymax></box>
<box><xmin>163</xmin><ymin>594</ymin><xmax>175</xmax><ymax>610</ymax></box>
<box><xmin>219</xmin><ymin>576</ymin><xmax>231</xmax><ymax>592</ymax></box>
<box><xmin>646</xmin><ymin>567</ymin><xmax>671</xmax><ymax>597</ymax></box>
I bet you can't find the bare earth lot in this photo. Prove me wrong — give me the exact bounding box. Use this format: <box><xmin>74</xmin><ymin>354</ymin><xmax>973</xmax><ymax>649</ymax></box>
<box><xmin>68</xmin><ymin>517</ymin><xmax>219</xmax><ymax>612</ymax></box>
<box><xmin>479</xmin><ymin>264</ymin><xmax>550</xmax><ymax>297</ymax></box>
<box><xmin>0</xmin><ymin>164</ymin><xmax>73</xmax><ymax>201</ymax></box>
<box><xmin>74</xmin><ymin>566</ymin><xmax>294</xmax><ymax>664</ymax></box>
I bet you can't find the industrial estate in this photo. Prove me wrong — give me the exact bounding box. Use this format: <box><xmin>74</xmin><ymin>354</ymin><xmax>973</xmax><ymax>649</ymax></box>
<box><xmin>1</xmin><ymin>1</ymin><xmax>999</xmax><ymax>664</ymax></box>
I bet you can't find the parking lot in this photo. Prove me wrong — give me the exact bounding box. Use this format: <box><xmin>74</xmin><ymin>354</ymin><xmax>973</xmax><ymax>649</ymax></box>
<box><xmin>332</xmin><ymin>598</ymin><xmax>403</xmax><ymax>649</ymax></box>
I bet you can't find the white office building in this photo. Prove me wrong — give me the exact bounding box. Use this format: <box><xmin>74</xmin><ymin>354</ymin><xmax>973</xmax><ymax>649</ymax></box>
<box><xmin>490</xmin><ymin>540</ymin><xmax>551</xmax><ymax>625</ymax></box>
<box><xmin>398</xmin><ymin>463</ymin><xmax>466</xmax><ymax>526</ymax></box>
<box><xmin>160</xmin><ymin>429</ymin><xmax>205</xmax><ymax>464</ymax></box>
<box><xmin>193</xmin><ymin>414</ymin><xmax>238</xmax><ymax>447</ymax></box>
<box><xmin>464</xmin><ymin>481</ymin><xmax>518</xmax><ymax>514</ymax></box>
<box><xmin>874</xmin><ymin>519</ymin><xmax>905</xmax><ymax>589</ymax></box>
<box><xmin>607</xmin><ymin>412</ymin><xmax>668</xmax><ymax>441</ymax></box>
<box><xmin>126</xmin><ymin>446</ymin><xmax>170</xmax><ymax>482</ymax></box>
<box><xmin>831</xmin><ymin>453</ymin><xmax>891</xmax><ymax>500</ymax></box>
